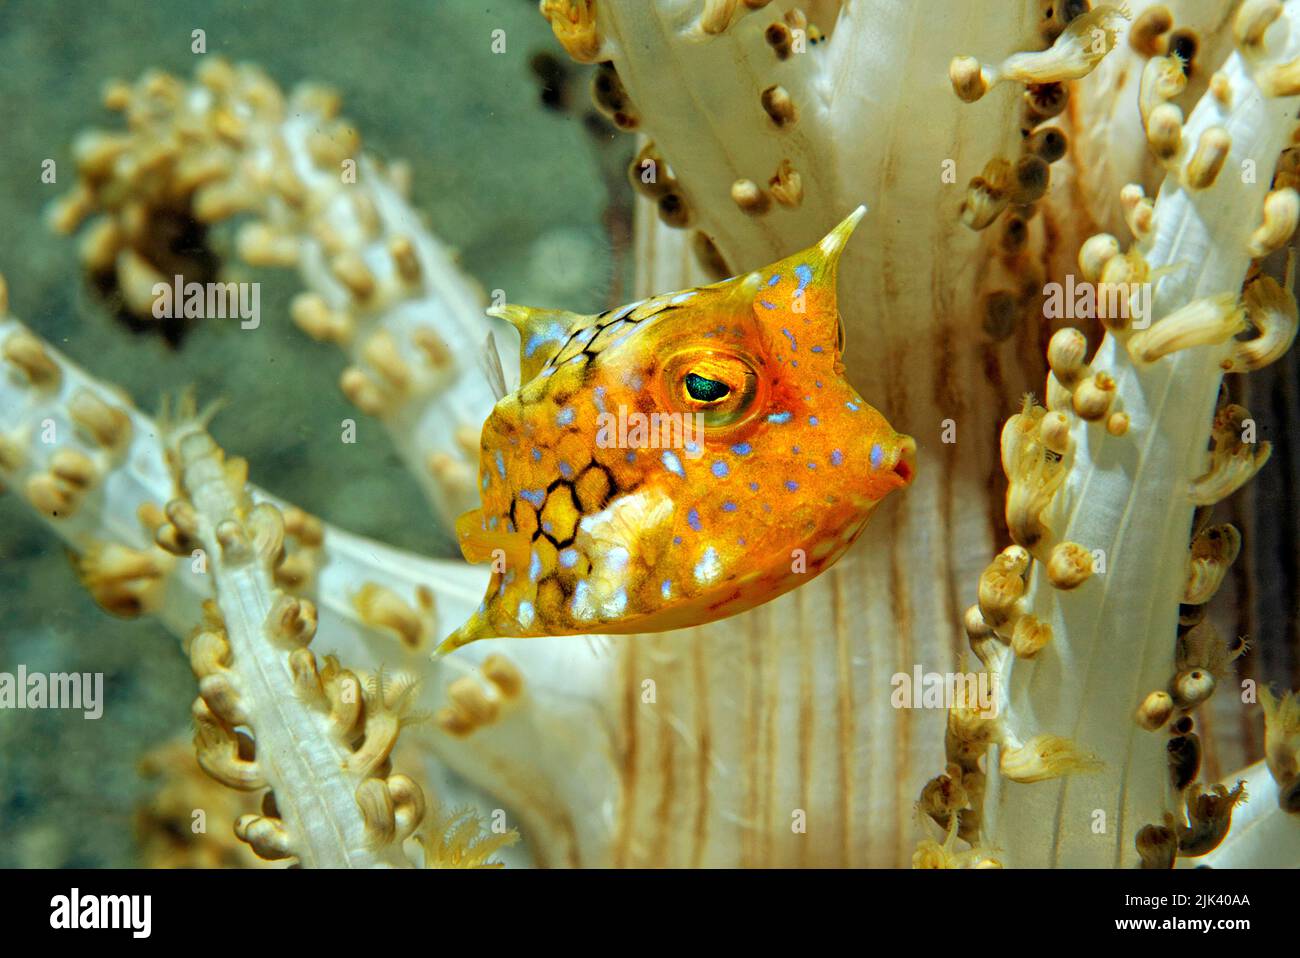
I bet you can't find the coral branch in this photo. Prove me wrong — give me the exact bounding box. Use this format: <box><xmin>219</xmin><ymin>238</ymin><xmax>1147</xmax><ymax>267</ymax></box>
<box><xmin>51</xmin><ymin>60</ymin><xmax>502</xmax><ymax>527</ymax></box>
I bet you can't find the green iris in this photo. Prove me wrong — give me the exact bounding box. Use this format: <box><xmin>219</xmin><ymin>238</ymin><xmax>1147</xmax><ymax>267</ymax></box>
<box><xmin>684</xmin><ymin>372</ymin><xmax>731</xmax><ymax>402</ymax></box>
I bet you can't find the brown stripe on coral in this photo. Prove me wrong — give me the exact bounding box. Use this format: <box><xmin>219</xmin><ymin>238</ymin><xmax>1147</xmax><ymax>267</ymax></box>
<box><xmin>884</xmin><ymin>348</ymin><xmax>914</xmax><ymax>868</ymax></box>
<box><xmin>831</xmin><ymin>569</ymin><xmax>855</xmax><ymax>867</ymax></box>
<box><xmin>761</xmin><ymin>604</ymin><xmax>779</xmax><ymax>865</ymax></box>
<box><xmin>797</xmin><ymin>586</ymin><xmax>813</xmax><ymax>868</ymax></box>
<box><xmin>613</xmin><ymin>637</ymin><xmax>640</xmax><ymax>868</ymax></box>
<box><xmin>980</xmin><ymin>341</ymin><xmax>1012</xmax><ymax>546</ymax></box>
<box><xmin>931</xmin><ymin>320</ymin><xmax>967</xmax><ymax>662</ymax></box>
<box><xmin>690</xmin><ymin>637</ymin><xmax>711</xmax><ymax>868</ymax></box>
<box><xmin>887</xmin><ymin>496</ymin><xmax>914</xmax><ymax>867</ymax></box>
<box><xmin>650</xmin><ymin>675</ymin><xmax>677</xmax><ymax>867</ymax></box>
<box><xmin>743</xmin><ymin>611</ymin><xmax>761</xmax><ymax>867</ymax></box>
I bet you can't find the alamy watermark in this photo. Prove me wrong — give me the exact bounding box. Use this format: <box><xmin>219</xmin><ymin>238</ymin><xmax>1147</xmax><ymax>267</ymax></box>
<box><xmin>151</xmin><ymin>275</ymin><xmax>260</xmax><ymax>329</ymax></box>
<box><xmin>890</xmin><ymin>665</ymin><xmax>999</xmax><ymax>717</ymax></box>
<box><xmin>0</xmin><ymin>666</ymin><xmax>103</xmax><ymax>719</ymax></box>
<box><xmin>1043</xmin><ymin>275</ymin><xmax>1153</xmax><ymax>329</ymax></box>
<box><xmin>595</xmin><ymin>405</ymin><xmax>706</xmax><ymax>459</ymax></box>
<box><xmin>50</xmin><ymin>888</ymin><xmax>150</xmax><ymax>938</ymax></box>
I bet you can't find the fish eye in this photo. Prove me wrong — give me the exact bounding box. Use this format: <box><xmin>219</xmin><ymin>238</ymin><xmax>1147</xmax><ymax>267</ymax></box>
<box><xmin>684</xmin><ymin>372</ymin><xmax>731</xmax><ymax>403</ymax></box>
<box><xmin>664</xmin><ymin>351</ymin><xmax>761</xmax><ymax>429</ymax></box>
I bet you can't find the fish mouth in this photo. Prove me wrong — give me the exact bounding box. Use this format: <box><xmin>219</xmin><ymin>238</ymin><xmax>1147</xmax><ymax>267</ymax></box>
<box><xmin>892</xmin><ymin>435</ymin><xmax>917</xmax><ymax>487</ymax></box>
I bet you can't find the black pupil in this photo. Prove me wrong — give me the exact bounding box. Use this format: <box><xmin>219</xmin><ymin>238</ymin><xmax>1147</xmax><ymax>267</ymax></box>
<box><xmin>685</xmin><ymin>372</ymin><xmax>730</xmax><ymax>402</ymax></box>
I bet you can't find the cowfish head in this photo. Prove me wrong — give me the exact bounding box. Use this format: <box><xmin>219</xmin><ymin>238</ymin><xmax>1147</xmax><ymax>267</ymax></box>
<box><xmin>584</xmin><ymin>206</ymin><xmax>916</xmax><ymax>576</ymax></box>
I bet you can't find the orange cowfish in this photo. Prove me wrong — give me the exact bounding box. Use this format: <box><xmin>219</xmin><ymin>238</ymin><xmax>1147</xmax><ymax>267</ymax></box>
<box><xmin>439</xmin><ymin>206</ymin><xmax>915</xmax><ymax>653</ymax></box>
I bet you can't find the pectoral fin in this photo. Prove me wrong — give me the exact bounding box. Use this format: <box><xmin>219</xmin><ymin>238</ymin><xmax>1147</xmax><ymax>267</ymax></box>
<box><xmin>455</xmin><ymin>508</ymin><xmax>530</xmax><ymax>572</ymax></box>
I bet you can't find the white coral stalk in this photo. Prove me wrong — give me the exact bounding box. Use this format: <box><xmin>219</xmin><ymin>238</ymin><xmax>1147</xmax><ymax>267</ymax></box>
<box><xmin>981</xmin><ymin>7</ymin><xmax>1300</xmax><ymax>867</ymax></box>
<box><xmin>164</xmin><ymin>411</ymin><xmax>418</xmax><ymax>866</ymax></box>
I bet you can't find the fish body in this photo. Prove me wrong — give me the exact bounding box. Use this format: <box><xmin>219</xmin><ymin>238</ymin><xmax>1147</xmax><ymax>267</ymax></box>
<box><xmin>441</xmin><ymin>207</ymin><xmax>914</xmax><ymax>653</ymax></box>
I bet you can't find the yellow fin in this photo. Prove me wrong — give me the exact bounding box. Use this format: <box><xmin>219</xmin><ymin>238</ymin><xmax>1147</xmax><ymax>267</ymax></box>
<box><xmin>455</xmin><ymin>508</ymin><xmax>530</xmax><ymax>571</ymax></box>
<box><xmin>488</xmin><ymin>303</ymin><xmax>586</xmax><ymax>383</ymax></box>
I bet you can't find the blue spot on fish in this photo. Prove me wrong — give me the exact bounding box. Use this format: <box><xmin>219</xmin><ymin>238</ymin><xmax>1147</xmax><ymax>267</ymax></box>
<box><xmin>662</xmin><ymin>450</ymin><xmax>685</xmax><ymax>477</ymax></box>
<box><xmin>795</xmin><ymin>263</ymin><xmax>813</xmax><ymax>292</ymax></box>
<box><xmin>768</xmin><ymin>411</ymin><xmax>792</xmax><ymax>424</ymax></box>
<box><xmin>831</xmin><ymin>449</ymin><xmax>844</xmax><ymax>466</ymax></box>
<box><xmin>611</xmin><ymin>299</ymin><xmax>641</xmax><ymax>320</ymax></box>
<box><xmin>870</xmin><ymin>443</ymin><xmax>884</xmax><ymax>469</ymax></box>
<box><xmin>722</xmin><ymin>501</ymin><xmax>737</xmax><ymax>512</ymax></box>
<box><xmin>767</xmin><ymin>274</ymin><xmax>780</xmax><ymax>287</ymax></box>
<box><xmin>782</xmin><ymin>328</ymin><xmax>798</xmax><ymax>351</ymax></box>
<box><xmin>731</xmin><ymin>442</ymin><xmax>752</xmax><ymax>456</ymax></box>
<box><xmin>556</xmin><ymin>407</ymin><xmax>575</xmax><ymax>427</ymax></box>
<box><xmin>661</xmin><ymin>579</ymin><xmax>673</xmax><ymax>599</ymax></box>
<box><xmin>524</xmin><ymin>322</ymin><xmax>565</xmax><ymax>357</ymax></box>
<box><xmin>521</xmin><ymin>488</ymin><xmax>546</xmax><ymax>508</ymax></box>
<box><xmin>531</xmin><ymin>447</ymin><xmax>542</xmax><ymax>462</ymax></box>
<box><xmin>559</xmin><ymin>461</ymin><xmax>574</xmax><ymax>479</ymax></box>
<box><xmin>785</xmin><ymin>479</ymin><xmax>800</xmax><ymax>492</ymax></box>
<box><xmin>560</xmin><ymin>548</ymin><xmax>579</xmax><ymax>568</ymax></box>
<box><xmin>529</xmin><ymin>550</ymin><xmax>542</xmax><ymax>581</ymax></box>
<box><xmin>711</xmin><ymin>461</ymin><xmax>729</xmax><ymax>478</ymax></box>
<box><xmin>688</xmin><ymin>508</ymin><xmax>702</xmax><ymax>531</ymax></box>
<box><xmin>846</xmin><ymin>401</ymin><xmax>860</xmax><ymax>411</ymax></box>
<box><xmin>759</xmin><ymin>299</ymin><xmax>776</xmax><ymax>310</ymax></box>
<box><xmin>809</xmin><ymin>416</ymin><xmax>819</xmax><ymax>426</ymax></box>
